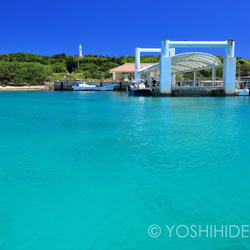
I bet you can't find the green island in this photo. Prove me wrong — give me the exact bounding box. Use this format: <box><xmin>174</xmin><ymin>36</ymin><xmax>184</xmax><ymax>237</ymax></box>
<box><xmin>0</xmin><ymin>52</ymin><xmax>250</xmax><ymax>86</ymax></box>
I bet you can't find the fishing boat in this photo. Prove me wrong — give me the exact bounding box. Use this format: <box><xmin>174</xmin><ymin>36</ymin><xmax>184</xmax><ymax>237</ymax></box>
<box><xmin>127</xmin><ymin>79</ymin><xmax>154</xmax><ymax>96</ymax></box>
<box><xmin>72</xmin><ymin>82</ymin><xmax>117</xmax><ymax>91</ymax></box>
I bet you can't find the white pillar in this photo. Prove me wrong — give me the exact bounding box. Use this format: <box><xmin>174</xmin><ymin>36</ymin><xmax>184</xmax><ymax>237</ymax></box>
<box><xmin>214</xmin><ymin>68</ymin><xmax>216</xmax><ymax>86</ymax></box>
<box><xmin>181</xmin><ymin>73</ymin><xmax>183</xmax><ymax>86</ymax></box>
<box><xmin>212</xmin><ymin>67</ymin><xmax>216</xmax><ymax>86</ymax></box>
<box><xmin>223</xmin><ymin>40</ymin><xmax>236</xmax><ymax>94</ymax></box>
<box><xmin>154</xmin><ymin>68</ymin><xmax>157</xmax><ymax>81</ymax></box>
<box><xmin>147</xmin><ymin>72</ymin><xmax>150</xmax><ymax>85</ymax></box>
<box><xmin>160</xmin><ymin>40</ymin><xmax>171</xmax><ymax>95</ymax></box>
<box><xmin>169</xmin><ymin>48</ymin><xmax>175</xmax><ymax>56</ymax></box>
<box><xmin>193</xmin><ymin>71</ymin><xmax>197</xmax><ymax>86</ymax></box>
<box><xmin>113</xmin><ymin>72</ymin><xmax>116</xmax><ymax>80</ymax></box>
<box><xmin>135</xmin><ymin>48</ymin><xmax>140</xmax><ymax>80</ymax></box>
<box><xmin>170</xmin><ymin>48</ymin><xmax>176</xmax><ymax>86</ymax></box>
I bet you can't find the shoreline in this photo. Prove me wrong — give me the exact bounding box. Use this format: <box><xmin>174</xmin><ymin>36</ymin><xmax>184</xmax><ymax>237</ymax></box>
<box><xmin>0</xmin><ymin>85</ymin><xmax>52</xmax><ymax>91</ymax></box>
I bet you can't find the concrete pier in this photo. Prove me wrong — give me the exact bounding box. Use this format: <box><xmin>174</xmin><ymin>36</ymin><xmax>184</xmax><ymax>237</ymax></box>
<box><xmin>54</xmin><ymin>80</ymin><xmax>226</xmax><ymax>96</ymax></box>
<box><xmin>171</xmin><ymin>86</ymin><xmax>224</xmax><ymax>96</ymax></box>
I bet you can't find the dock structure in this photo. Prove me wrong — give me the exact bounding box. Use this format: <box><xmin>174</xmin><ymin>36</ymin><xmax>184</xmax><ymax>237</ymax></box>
<box><xmin>135</xmin><ymin>40</ymin><xmax>236</xmax><ymax>95</ymax></box>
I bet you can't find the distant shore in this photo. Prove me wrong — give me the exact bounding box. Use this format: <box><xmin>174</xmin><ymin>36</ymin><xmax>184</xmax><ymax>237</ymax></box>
<box><xmin>0</xmin><ymin>85</ymin><xmax>52</xmax><ymax>91</ymax></box>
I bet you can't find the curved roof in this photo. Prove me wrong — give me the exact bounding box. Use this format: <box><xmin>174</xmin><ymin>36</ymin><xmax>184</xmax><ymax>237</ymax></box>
<box><xmin>138</xmin><ymin>52</ymin><xmax>222</xmax><ymax>74</ymax></box>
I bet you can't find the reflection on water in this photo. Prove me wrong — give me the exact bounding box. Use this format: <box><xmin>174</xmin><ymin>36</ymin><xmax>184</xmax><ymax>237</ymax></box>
<box><xmin>0</xmin><ymin>92</ymin><xmax>249</xmax><ymax>250</ymax></box>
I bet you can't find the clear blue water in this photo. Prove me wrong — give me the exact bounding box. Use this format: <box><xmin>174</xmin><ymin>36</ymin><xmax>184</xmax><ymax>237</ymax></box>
<box><xmin>0</xmin><ymin>91</ymin><xmax>249</xmax><ymax>250</ymax></box>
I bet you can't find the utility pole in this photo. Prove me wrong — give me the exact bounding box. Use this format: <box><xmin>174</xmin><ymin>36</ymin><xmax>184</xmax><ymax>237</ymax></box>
<box><xmin>7</xmin><ymin>54</ymin><xmax>9</xmax><ymax>62</ymax></box>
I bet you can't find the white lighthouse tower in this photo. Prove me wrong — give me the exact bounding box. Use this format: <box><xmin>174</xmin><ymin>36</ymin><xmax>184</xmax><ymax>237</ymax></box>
<box><xmin>79</xmin><ymin>44</ymin><xmax>83</xmax><ymax>58</ymax></box>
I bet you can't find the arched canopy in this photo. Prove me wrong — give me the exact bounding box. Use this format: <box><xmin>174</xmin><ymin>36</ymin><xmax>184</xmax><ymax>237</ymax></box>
<box><xmin>138</xmin><ymin>52</ymin><xmax>222</xmax><ymax>74</ymax></box>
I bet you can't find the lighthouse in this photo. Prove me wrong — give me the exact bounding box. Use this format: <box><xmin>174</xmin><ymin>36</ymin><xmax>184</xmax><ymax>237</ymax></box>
<box><xmin>79</xmin><ymin>44</ymin><xmax>83</xmax><ymax>58</ymax></box>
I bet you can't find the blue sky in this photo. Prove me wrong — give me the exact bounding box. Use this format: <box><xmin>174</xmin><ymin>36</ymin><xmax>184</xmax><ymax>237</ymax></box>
<box><xmin>1</xmin><ymin>0</ymin><xmax>250</xmax><ymax>59</ymax></box>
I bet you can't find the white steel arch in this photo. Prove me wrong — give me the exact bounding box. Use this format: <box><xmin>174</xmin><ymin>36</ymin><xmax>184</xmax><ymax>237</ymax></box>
<box><xmin>138</xmin><ymin>52</ymin><xmax>222</xmax><ymax>74</ymax></box>
<box><xmin>135</xmin><ymin>40</ymin><xmax>236</xmax><ymax>95</ymax></box>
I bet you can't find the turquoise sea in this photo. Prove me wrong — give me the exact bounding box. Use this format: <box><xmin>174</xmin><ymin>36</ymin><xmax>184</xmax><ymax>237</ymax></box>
<box><xmin>0</xmin><ymin>91</ymin><xmax>249</xmax><ymax>250</ymax></box>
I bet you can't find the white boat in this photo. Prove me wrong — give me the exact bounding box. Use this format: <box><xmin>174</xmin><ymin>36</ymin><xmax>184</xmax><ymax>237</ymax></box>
<box><xmin>127</xmin><ymin>79</ymin><xmax>155</xmax><ymax>96</ymax></box>
<box><xmin>235</xmin><ymin>89</ymin><xmax>249</xmax><ymax>96</ymax></box>
<box><xmin>72</xmin><ymin>82</ymin><xmax>117</xmax><ymax>91</ymax></box>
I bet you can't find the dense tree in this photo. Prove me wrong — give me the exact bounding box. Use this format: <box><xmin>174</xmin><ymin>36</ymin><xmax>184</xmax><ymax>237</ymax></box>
<box><xmin>0</xmin><ymin>61</ymin><xmax>52</xmax><ymax>84</ymax></box>
<box><xmin>52</xmin><ymin>53</ymin><xmax>67</xmax><ymax>61</ymax></box>
<box><xmin>52</xmin><ymin>62</ymin><xmax>67</xmax><ymax>73</ymax></box>
<box><xmin>0</xmin><ymin>52</ymin><xmax>250</xmax><ymax>84</ymax></box>
<box><xmin>0</xmin><ymin>62</ymin><xmax>18</xmax><ymax>83</ymax></box>
<box><xmin>66</xmin><ymin>57</ymin><xmax>77</xmax><ymax>73</ymax></box>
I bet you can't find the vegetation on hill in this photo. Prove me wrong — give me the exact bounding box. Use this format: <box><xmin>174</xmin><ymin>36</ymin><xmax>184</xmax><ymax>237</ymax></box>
<box><xmin>0</xmin><ymin>52</ymin><xmax>249</xmax><ymax>85</ymax></box>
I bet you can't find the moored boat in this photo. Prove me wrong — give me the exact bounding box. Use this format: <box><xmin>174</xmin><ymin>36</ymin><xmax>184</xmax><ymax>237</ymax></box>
<box><xmin>127</xmin><ymin>79</ymin><xmax>155</xmax><ymax>96</ymax></box>
<box><xmin>72</xmin><ymin>82</ymin><xmax>117</xmax><ymax>91</ymax></box>
<box><xmin>235</xmin><ymin>88</ymin><xmax>250</xmax><ymax>96</ymax></box>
